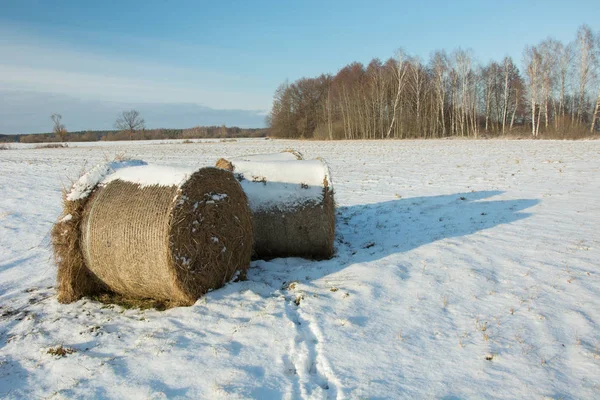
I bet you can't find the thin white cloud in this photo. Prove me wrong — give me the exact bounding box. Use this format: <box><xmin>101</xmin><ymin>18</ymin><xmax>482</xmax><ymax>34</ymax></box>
<box><xmin>0</xmin><ymin>29</ymin><xmax>272</xmax><ymax>110</ymax></box>
<box><xmin>0</xmin><ymin>64</ymin><xmax>266</xmax><ymax>110</ymax></box>
<box><xmin>0</xmin><ymin>89</ymin><xmax>267</xmax><ymax>133</ymax></box>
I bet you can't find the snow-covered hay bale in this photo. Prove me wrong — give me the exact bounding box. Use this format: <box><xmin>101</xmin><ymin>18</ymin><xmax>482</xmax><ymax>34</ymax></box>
<box><xmin>52</xmin><ymin>160</ymin><xmax>146</xmax><ymax>303</ymax></box>
<box><xmin>52</xmin><ymin>163</ymin><xmax>253</xmax><ymax>306</ymax></box>
<box><xmin>215</xmin><ymin>158</ymin><xmax>335</xmax><ymax>259</ymax></box>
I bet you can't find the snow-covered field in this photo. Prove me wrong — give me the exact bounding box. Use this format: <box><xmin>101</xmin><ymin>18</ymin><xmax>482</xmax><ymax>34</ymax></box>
<box><xmin>1</xmin><ymin>138</ymin><xmax>599</xmax><ymax>399</ymax></box>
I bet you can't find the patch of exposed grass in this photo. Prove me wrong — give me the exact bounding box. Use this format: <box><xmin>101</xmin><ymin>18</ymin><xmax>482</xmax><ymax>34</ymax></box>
<box><xmin>47</xmin><ymin>345</ymin><xmax>76</xmax><ymax>357</ymax></box>
<box><xmin>89</xmin><ymin>293</ymin><xmax>170</xmax><ymax>311</ymax></box>
<box><xmin>34</xmin><ymin>143</ymin><xmax>69</xmax><ymax>149</ymax></box>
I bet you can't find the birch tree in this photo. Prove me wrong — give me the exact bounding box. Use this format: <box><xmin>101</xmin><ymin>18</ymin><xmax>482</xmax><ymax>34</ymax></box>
<box><xmin>386</xmin><ymin>49</ymin><xmax>408</xmax><ymax>138</ymax></box>
<box><xmin>591</xmin><ymin>32</ymin><xmax>600</xmax><ymax>132</ymax></box>
<box><xmin>576</xmin><ymin>25</ymin><xmax>594</xmax><ymax>123</ymax></box>
<box><xmin>524</xmin><ymin>46</ymin><xmax>542</xmax><ymax>136</ymax></box>
<box><xmin>430</xmin><ymin>50</ymin><xmax>449</xmax><ymax>136</ymax></box>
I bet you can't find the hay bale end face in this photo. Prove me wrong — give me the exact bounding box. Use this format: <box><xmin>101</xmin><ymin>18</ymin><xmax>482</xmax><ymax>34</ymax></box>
<box><xmin>216</xmin><ymin>158</ymin><xmax>335</xmax><ymax>260</ymax></box>
<box><xmin>52</xmin><ymin>198</ymin><xmax>106</xmax><ymax>303</ymax></box>
<box><xmin>215</xmin><ymin>158</ymin><xmax>234</xmax><ymax>171</ymax></box>
<box><xmin>53</xmin><ymin>164</ymin><xmax>253</xmax><ymax>306</ymax></box>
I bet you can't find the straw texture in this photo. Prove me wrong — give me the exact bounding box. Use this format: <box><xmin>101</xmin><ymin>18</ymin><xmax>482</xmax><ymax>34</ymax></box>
<box><xmin>54</xmin><ymin>166</ymin><xmax>252</xmax><ymax>306</ymax></box>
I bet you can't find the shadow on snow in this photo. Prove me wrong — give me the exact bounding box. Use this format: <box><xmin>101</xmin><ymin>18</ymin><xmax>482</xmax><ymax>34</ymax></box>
<box><xmin>248</xmin><ymin>190</ymin><xmax>538</xmax><ymax>287</ymax></box>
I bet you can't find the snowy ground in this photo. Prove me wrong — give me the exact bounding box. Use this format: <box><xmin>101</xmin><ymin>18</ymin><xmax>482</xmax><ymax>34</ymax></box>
<box><xmin>1</xmin><ymin>138</ymin><xmax>599</xmax><ymax>399</ymax></box>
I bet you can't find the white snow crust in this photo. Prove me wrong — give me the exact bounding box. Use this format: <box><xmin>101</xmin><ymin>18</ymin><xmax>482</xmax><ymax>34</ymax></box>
<box><xmin>66</xmin><ymin>160</ymin><xmax>147</xmax><ymax>201</ymax></box>
<box><xmin>231</xmin><ymin>151</ymin><xmax>303</xmax><ymax>162</ymax></box>
<box><xmin>102</xmin><ymin>164</ymin><xmax>196</xmax><ymax>188</ymax></box>
<box><xmin>1</xmin><ymin>138</ymin><xmax>600</xmax><ymax>399</ymax></box>
<box><xmin>232</xmin><ymin>159</ymin><xmax>331</xmax><ymax>212</ymax></box>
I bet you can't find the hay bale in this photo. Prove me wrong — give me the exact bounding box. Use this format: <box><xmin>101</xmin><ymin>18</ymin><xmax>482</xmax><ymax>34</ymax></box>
<box><xmin>53</xmin><ymin>163</ymin><xmax>253</xmax><ymax>306</ymax></box>
<box><xmin>215</xmin><ymin>158</ymin><xmax>335</xmax><ymax>259</ymax></box>
<box><xmin>52</xmin><ymin>160</ymin><xmax>146</xmax><ymax>303</ymax></box>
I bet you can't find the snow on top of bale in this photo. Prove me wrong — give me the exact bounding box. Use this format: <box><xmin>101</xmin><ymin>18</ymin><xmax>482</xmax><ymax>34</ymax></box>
<box><xmin>230</xmin><ymin>149</ymin><xmax>303</xmax><ymax>162</ymax></box>
<box><xmin>102</xmin><ymin>165</ymin><xmax>197</xmax><ymax>189</ymax></box>
<box><xmin>67</xmin><ymin>160</ymin><xmax>147</xmax><ymax>201</ymax></box>
<box><xmin>233</xmin><ymin>159</ymin><xmax>330</xmax><ymax>186</ymax></box>
<box><xmin>232</xmin><ymin>159</ymin><xmax>332</xmax><ymax>212</ymax></box>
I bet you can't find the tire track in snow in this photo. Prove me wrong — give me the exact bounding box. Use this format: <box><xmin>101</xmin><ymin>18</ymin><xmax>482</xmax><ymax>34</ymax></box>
<box><xmin>283</xmin><ymin>289</ymin><xmax>342</xmax><ymax>399</ymax></box>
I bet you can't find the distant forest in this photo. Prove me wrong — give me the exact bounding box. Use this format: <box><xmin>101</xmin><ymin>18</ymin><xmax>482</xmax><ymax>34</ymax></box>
<box><xmin>0</xmin><ymin>125</ymin><xmax>267</xmax><ymax>143</ymax></box>
<box><xmin>268</xmin><ymin>24</ymin><xmax>600</xmax><ymax>140</ymax></box>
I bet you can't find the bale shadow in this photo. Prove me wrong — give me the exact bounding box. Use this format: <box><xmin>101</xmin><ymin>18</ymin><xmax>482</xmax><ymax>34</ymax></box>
<box><xmin>249</xmin><ymin>190</ymin><xmax>538</xmax><ymax>287</ymax></box>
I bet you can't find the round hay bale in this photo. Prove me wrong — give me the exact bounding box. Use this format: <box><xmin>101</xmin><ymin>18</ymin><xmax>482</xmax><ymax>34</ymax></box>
<box><xmin>53</xmin><ymin>163</ymin><xmax>253</xmax><ymax>306</ymax></box>
<box><xmin>52</xmin><ymin>160</ymin><xmax>147</xmax><ymax>303</ymax></box>
<box><xmin>215</xmin><ymin>158</ymin><xmax>335</xmax><ymax>260</ymax></box>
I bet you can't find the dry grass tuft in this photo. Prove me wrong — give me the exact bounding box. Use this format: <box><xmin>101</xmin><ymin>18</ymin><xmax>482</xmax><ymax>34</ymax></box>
<box><xmin>282</xmin><ymin>149</ymin><xmax>304</xmax><ymax>160</ymax></box>
<box><xmin>47</xmin><ymin>345</ymin><xmax>76</xmax><ymax>357</ymax></box>
<box><xmin>215</xmin><ymin>158</ymin><xmax>234</xmax><ymax>171</ymax></box>
<box><xmin>90</xmin><ymin>293</ymin><xmax>172</xmax><ymax>311</ymax></box>
<box><xmin>35</xmin><ymin>143</ymin><xmax>68</xmax><ymax>149</ymax></box>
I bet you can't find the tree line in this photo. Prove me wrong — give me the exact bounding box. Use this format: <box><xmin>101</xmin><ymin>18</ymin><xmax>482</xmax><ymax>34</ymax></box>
<box><xmin>4</xmin><ymin>110</ymin><xmax>266</xmax><ymax>143</ymax></box>
<box><xmin>268</xmin><ymin>25</ymin><xmax>600</xmax><ymax>139</ymax></box>
<box><xmin>12</xmin><ymin>125</ymin><xmax>266</xmax><ymax>143</ymax></box>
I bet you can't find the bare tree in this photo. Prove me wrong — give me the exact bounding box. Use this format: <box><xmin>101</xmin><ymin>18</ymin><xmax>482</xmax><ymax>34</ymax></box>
<box><xmin>386</xmin><ymin>49</ymin><xmax>408</xmax><ymax>138</ymax></box>
<box><xmin>482</xmin><ymin>62</ymin><xmax>499</xmax><ymax>132</ymax></box>
<box><xmin>591</xmin><ymin>32</ymin><xmax>600</xmax><ymax>132</ymax></box>
<box><xmin>576</xmin><ymin>25</ymin><xmax>594</xmax><ymax>123</ymax></box>
<box><xmin>453</xmin><ymin>49</ymin><xmax>475</xmax><ymax>137</ymax></box>
<box><xmin>555</xmin><ymin>42</ymin><xmax>574</xmax><ymax>124</ymax></box>
<box><xmin>538</xmin><ymin>39</ymin><xmax>561</xmax><ymax>130</ymax></box>
<box><xmin>115</xmin><ymin>110</ymin><xmax>145</xmax><ymax>139</ymax></box>
<box><xmin>51</xmin><ymin>113</ymin><xmax>67</xmax><ymax>141</ymax></box>
<box><xmin>430</xmin><ymin>50</ymin><xmax>449</xmax><ymax>136</ymax></box>
<box><xmin>524</xmin><ymin>46</ymin><xmax>542</xmax><ymax>136</ymax></box>
<box><xmin>407</xmin><ymin>56</ymin><xmax>427</xmax><ymax>135</ymax></box>
<box><xmin>501</xmin><ymin>57</ymin><xmax>521</xmax><ymax>134</ymax></box>
<box><xmin>592</xmin><ymin>88</ymin><xmax>600</xmax><ymax>132</ymax></box>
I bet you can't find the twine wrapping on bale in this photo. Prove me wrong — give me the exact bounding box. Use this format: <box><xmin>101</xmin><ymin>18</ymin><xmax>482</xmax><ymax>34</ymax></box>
<box><xmin>52</xmin><ymin>160</ymin><xmax>147</xmax><ymax>303</ymax></box>
<box><xmin>215</xmin><ymin>158</ymin><xmax>335</xmax><ymax>260</ymax></box>
<box><xmin>52</xmin><ymin>163</ymin><xmax>253</xmax><ymax>306</ymax></box>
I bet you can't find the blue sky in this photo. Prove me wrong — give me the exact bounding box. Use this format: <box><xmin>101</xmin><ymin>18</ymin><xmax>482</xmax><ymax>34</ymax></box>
<box><xmin>0</xmin><ymin>0</ymin><xmax>598</xmax><ymax>132</ymax></box>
